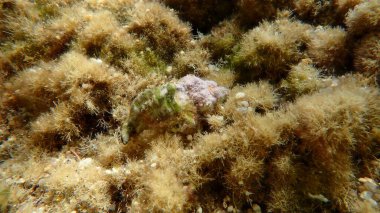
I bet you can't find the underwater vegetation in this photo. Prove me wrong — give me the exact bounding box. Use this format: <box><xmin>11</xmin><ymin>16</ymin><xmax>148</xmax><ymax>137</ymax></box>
<box><xmin>0</xmin><ymin>0</ymin><xmax>379</xmax><ymax>212</ymax></box>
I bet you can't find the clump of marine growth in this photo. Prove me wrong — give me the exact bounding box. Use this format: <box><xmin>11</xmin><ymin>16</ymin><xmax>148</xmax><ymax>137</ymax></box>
<box><xmin>123</xmin><ymin>75</ymin><xmax>228</xmax><ymax>142</ymax></box>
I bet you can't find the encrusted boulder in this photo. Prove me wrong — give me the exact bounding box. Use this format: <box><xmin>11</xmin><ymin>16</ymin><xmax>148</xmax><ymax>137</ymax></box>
<box><xmin>122</xmin><ymin>75</ymin><xmax>228</xmax><ymax>142</ymax></box>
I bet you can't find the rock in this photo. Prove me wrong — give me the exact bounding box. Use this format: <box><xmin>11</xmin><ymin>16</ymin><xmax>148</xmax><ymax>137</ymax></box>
<box><xmin>122</xmin><ymin>75</ymin><xmax>228</xmax><ymax>143</ymax></box>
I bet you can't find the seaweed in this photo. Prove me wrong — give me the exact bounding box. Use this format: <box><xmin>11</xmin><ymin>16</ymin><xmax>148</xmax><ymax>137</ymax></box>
<box><xmin>0</xmin><ymin>0</ymin><xmax>379</xmax><ymax>212</ymax></box>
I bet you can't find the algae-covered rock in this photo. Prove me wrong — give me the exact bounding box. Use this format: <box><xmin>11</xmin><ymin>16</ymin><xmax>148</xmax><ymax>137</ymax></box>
<box><xmin>122</xmin><ymin>75</ymin><xmax>228</xmax><ymax>142</ymax></box>
<box><xmin>122</xmin><ymin>82</ymin><xmax>197</xmax><ymax>142</ymax></box>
